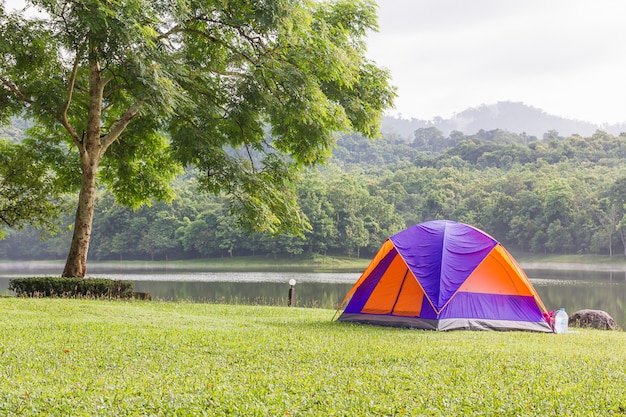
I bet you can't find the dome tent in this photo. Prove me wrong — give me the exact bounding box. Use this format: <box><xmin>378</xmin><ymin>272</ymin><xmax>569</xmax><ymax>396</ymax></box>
<box><xmin>336</xmin><ymin>220</ymin><xmax>552</xmax><ymax>332</ymax></box>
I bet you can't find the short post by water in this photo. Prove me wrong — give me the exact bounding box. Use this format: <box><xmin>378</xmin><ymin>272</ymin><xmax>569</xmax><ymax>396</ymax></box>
<box><xmin>288</xmin><ymin>279</ymin><xmax>296</xmax><ymax>307</ymax></box>
<box><xmin>554</xmin><ymin>308</ymin><xmax>568</xmax><ymax>334</ymax></box>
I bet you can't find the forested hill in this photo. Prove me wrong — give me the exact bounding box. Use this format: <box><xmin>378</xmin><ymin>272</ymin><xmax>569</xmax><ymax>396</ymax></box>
<box><xmin>3</xmin><ymin>117</ymin><xmax>626</xmax><ymax>261</ymax></box>
<box><xmin>382</xmin><ymin>101</ymin><xmax>626</xmax><ymax>139</ymax></box>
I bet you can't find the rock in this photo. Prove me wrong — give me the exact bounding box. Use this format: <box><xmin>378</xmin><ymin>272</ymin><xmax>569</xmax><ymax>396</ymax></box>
<box><xmin>568</xmin><ymin>309</ymin><xmax>615</xmax><ymax>330</ymax></box>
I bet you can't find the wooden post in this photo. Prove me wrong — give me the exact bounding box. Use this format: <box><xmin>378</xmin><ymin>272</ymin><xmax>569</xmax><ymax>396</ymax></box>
<box><xmin>288</xmin><ymin>279</ymin><xmax>296</xmax><ymax>307</ymax></box>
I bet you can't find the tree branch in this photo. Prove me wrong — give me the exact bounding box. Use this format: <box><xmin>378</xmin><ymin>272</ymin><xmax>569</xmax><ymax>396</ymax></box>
<box><xmin>0</xmin><ymin>75</ymin><xmax>34</xmax><ymax>104</ymax></box>
<box><xmin>244</xmin><ymin>142</ymin><xmax>256</xmax><ymax>172</ymax></box>
<box><xmin>99</xmin><ymin>103</ymin><xmax>142</xmax><ymax>152</ymax></box>
<box><xmin>0</xmin><ymin>75</ymin><xmax>82</xmax><ymax>145</ymax></box>
<box><xmin>59</xmin><ymin>47</ymin><xmax>84</xmax><ymax>147</ymax></box>
<box><xmin>0</xmin><ymin>212</ymin><xmax>13</xmax><ymax>228</ymax></box>
<box><xmin>102</xmin><ymin>74</ymin><xmax>114</xmax><ymax>88</ymax></box>
<box><xmin>157</xmin><ymin>16</ymin><xmax>264</xmax><ymax>67</ymax></box>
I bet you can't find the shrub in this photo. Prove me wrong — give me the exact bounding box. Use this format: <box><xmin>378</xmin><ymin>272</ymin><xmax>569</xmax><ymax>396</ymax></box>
<box><xmin>8</xmin><ymin>277</ymin><xmax>134</xmax><ymax>298</ymax></box>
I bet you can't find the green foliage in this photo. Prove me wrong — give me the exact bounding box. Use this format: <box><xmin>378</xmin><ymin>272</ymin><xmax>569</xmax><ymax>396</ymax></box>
<box><xmin>0</xmin><ymin>299</ymin><xmax>625</xmax><ymax>416</ymax></box>
<box><xmin>99</xmin><ymin>125</ymin><xmax>182</xmax><ymax>210</ymax></box>
<box><xmin>8</xmin><ymin>277</ymin><xmax>134</xmax><ymax>297</ymax></box>
<box><xmin>0</xmin><ymin>140</ymin><xmax>69</xmax><ymax>238</ymax></box>
<box><xmin>5</xmin><ymin>124</ymin><xmax>626</xmax><ymax>260</ymax></box>
<box><xmin>1</xmin><ymin>0</ymin><xmax>395</xmax><ymax>276</ymax></box>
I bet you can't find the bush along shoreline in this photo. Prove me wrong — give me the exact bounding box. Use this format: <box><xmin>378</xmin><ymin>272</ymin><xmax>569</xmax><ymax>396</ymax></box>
<box><xmin>8</xmin><ymin>277</ymin><xmax>134</xmax><ymax>298</ymax></box>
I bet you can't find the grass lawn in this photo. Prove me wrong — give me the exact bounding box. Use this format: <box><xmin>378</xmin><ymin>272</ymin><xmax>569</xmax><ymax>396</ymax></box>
<box><xmin>0</xmin><ymin>298</ymin><xmax>625</xmax><ymax>416</ymax></box>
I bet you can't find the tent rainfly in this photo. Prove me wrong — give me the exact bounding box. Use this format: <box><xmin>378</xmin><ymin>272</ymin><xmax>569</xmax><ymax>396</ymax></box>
<box><xmin>336</xmin><ymin>220</ymin><xmax>552</xmax><ymax>332</ymax></box>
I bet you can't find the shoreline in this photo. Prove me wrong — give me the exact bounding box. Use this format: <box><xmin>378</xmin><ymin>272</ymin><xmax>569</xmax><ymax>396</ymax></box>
<box><xmin>2</xmin><ymin>253</ymin><xmax>626</xmax><ymax>273</ymax></box>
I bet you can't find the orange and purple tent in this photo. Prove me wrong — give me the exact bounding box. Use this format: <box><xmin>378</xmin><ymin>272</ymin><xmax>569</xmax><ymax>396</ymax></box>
<box><xmin>336</xmin><ymin>220</ymin><xmax>552</xmax><ymax>332</ymax></box>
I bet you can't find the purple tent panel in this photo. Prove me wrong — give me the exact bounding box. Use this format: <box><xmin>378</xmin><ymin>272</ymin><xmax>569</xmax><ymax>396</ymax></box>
<box><xmin>390</xmin><ymin>220</ymin><xmax>497</xmax><ymax>311</ymax></box>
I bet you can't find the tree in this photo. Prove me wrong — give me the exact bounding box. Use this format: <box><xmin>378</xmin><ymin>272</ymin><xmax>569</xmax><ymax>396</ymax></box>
<box><xmin>178</xmin><ymin>210</ymin><xmax>220</xmax><ymax>257</ymax></box>
<box><xmin>542</xmin><ymin>180</ymin><xmax>574</xmax><ymax>227</ymax></box>
<box><xmin>609</xmin><ymin>177</ymin><xmax>626</xmax><ymax>256</ymax></box>
<box><xmin>360</xmin><ymin>195</ymin><xmax>404</xmax><ymax>254</ymax></box>
<box><xmin>596</xmin><ymin>197</ymin><xmax>618</xmax><ymax>257</ymax></box>
<box><xmin>111</xmin><ymin>216</ymin><xmax>148</xmax><ymax>260</ymax></box>
<box><xmin>412</xmin><ymin>127</ymin><xmax>445</xmax><ymax>152</ymax></box>
<box><xmin>0</xmin><ymin>140</ymin><xmax>68</xmax><ymax>238</ymax></box>
<box><xmin>137</xmin><ymin>211</ymin><xmax>184</xmax><ymax>260</ymax></box>
<box><xmin>326</xmin><ymin>173</ymin><xmax>372</xmax><ymax>256</ymax></box>
<box><xmin>0</xmin><ymin>0</ymin><xmax>395</xmax><ymax>277</ymax></box>
<box><xmin>297</xmin><ymin>170</ymin><xmax>337</xmax><ymax>254</ymax></box>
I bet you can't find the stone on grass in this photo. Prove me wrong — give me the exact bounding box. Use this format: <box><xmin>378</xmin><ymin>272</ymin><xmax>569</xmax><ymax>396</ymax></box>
<box><xmin>568</xmin><ymin>309</ymin><xmax>615</xmax><ymax>330</ymax></box>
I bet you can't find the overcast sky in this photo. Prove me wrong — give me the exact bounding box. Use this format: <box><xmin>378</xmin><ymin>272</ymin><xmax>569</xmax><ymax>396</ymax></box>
<box><xmin>367</xmin><ymin>0</ymin><xmax>626</xmax><ymax>124</ymax></box>
<box><xmin>4</xmin><ymin>0</ymin><xmax>625</xmax><ymax>124</ymax></box>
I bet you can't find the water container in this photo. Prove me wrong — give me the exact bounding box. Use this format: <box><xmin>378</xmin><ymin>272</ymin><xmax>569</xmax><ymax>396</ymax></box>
<box><xmin>554</xmin><ymin>308</ymin><xmax>568</xmax><ymax>334</ymax></box>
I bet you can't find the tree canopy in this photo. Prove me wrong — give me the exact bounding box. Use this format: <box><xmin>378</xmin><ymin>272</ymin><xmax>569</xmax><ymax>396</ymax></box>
<box><xmin>5</xmin><ymin>128</ymin><xmax>626</xmax><ymax>261</ymax></box>
<box><xmin>0</xmin><ymin>140</ymin><xmax>68</xmax><ymax>238</ymax></box>
<box><xmin>0</xmin><ymin>0</ymin><xmax>395</xmax><ymax>277</ymax></box>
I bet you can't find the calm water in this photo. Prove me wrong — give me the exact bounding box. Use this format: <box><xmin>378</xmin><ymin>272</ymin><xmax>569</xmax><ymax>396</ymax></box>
<box><xmin>1</xmin><ymin>263</ymin><xmax>625</xmax><ymax>328</ymax></box>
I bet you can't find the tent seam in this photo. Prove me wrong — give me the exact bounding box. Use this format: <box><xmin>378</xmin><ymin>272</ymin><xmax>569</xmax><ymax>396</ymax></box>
<box><xmin>390</xmin><ymin>269</ymin><xmax>410</xmax><ymax>315</ymax></box>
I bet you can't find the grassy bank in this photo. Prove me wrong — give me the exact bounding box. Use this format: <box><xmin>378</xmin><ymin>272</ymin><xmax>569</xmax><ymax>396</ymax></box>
<box><xmin>166</xmin><ymin>254</ymin><xmax>370</xmax><ymax>271</ymax></box>
<box><xmin>5</xmin><ymin>252</ymin><xmax>626</xmax><ymax>274</ymax></box>
<box><xmin>0</xmin><ymin>254</ymin><xmax>370</xmax><ymax>273</ymax></box>
<box><xmin>0</xmin><ymin>298</ymin><xmax>625</xmax><ymax>416</ymax></box>
<box><xmin>167</xmin><ymin>252</ymin><xmax>626</xmax><ymax>273</ymax></box>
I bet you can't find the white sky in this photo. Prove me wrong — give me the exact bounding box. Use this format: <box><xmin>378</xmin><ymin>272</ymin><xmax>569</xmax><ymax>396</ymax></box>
<box><xmin>366</xmin><ymin>0</ymin><xmax>626</xmax><ymax>124</ymax></box>
<box><xmin>4</xmin><ymin>0</ymin><xmax>626</xmax><ymax>124</ymax></box>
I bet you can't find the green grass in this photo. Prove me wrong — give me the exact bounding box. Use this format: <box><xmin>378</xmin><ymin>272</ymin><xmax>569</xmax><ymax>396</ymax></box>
<box><xmin>514</xmin><ymin>252</ymin><xmax>626</xmax><ymax>268</ymax></box>
<box><xmin>1</xmin><ymin>299</ymin><xmax>625</xmax><ymax>416</ymax></box>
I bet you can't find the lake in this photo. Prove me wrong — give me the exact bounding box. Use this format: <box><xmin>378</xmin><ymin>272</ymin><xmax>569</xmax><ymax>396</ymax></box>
<box><xmin>1</xmin><ymin>262</ymin><xmax>624</xmax><ymax>328</ymax></box>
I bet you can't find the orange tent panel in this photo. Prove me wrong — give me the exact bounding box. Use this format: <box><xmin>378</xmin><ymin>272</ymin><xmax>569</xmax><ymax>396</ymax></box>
<box><xmin>361</xmin><ymin>254</ymin><xmax>410</xmax><ymax>314</ymax></box>
<box><xmin>337</xmin><ymin>239</ymin><xmax>396</xmax><ymax>311</ymax></box>
<box><xmin>501</xmin><ymin>245</ymin><xmax>548</xmax><ymax>312</ymax></box>
<box><xmin>391</xmin><ymin>271</ymin><xmax>424</xmax><ymax>317</ymax></box>
<box><xmin>459</xmin><ymin>244</ymin><xmax>533</xmax><ymax>296</ymax></box>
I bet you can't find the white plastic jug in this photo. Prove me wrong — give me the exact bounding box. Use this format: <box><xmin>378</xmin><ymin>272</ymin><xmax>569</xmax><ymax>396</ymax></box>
<box><xmin>554</xmin><ymin>308</ymin><xmax>568</xmax><ymax>334</ymax></box>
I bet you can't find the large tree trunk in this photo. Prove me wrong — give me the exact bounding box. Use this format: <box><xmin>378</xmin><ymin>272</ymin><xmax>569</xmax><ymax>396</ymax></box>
<box><xmin>62</xmin><ymin>159</ymin><xmax>99</xmax><ymax>277</ymax></box>
<box><xmin>618</xmin><ymin>227</ymin><xmax>626</xmax><ymax>258</ymax></box>
<box><xmin>62</xmin><ymin>60</ymin><xmax>104</xmax><ymax>278</ymax></box>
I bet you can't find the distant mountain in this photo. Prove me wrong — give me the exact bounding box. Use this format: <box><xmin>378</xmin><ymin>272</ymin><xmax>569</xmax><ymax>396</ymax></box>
<box><xmin>0</xmin><ymin>117</ymin><xmax>31</xmax><ymax>142</ymax></box>
<box><xmin>4</xmin><ymin>102</ymin><xmax>625</xmax><ymax>144</ymax></box>
<box><xmin>381</xmin><ymin>101</ymin><xmax>626</xmax><ymax>140</ymax></box>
